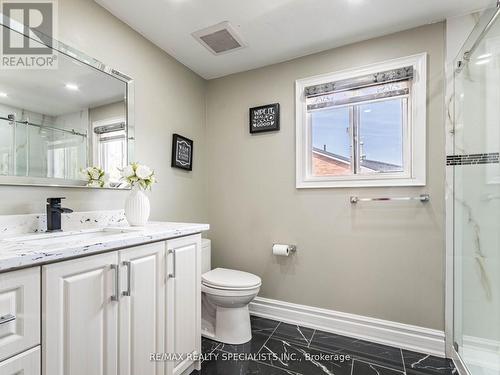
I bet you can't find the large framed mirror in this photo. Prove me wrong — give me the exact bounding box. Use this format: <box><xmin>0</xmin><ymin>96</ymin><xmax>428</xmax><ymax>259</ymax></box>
<box><xmin>0</xmin><ymin>14</ymin><xmax>134</xmax><ymax>189</ymax></box>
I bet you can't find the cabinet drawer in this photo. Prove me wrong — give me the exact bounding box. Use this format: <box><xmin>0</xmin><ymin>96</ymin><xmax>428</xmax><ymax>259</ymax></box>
<box><xmin>0</xmin><ymin>268</ymin><xmax>40</xmax><ymax>361</ymax></box>
<box><xmin>0</xmin><ymin>346</ymin><xmax>40</xmax><ymax>375</ymax></box>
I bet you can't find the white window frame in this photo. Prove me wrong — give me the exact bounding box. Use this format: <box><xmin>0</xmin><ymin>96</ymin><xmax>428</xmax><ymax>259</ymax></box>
<box><xmin>295</xmin><ymin>53</ymin><xmax>427</xmax><ymax>188</ymax></box>
<box><xmin>92</xmin><ymin>117</ymin><xmax>126</xmax><ymax>165</ymax></box>
<box><xmin>92</xmin><ymin>116</ymin><xmax>126</xmax><ymax>184</ymax></box>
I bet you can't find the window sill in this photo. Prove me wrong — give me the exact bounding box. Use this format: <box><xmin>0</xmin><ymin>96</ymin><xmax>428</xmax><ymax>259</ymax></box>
<box><xmin>296</xmin><ymin>177</ymin><xmax>426</xmax><ymax>189</ymax></box>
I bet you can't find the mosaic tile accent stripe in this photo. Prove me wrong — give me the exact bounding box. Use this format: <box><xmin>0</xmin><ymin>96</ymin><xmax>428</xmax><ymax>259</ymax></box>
<box><xmin>447</xmin><ymin>152</ymin><xmax>499</xmax><ymax>166</ymax></box>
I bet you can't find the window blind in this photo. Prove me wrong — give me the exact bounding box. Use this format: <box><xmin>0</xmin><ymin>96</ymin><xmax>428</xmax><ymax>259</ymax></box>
<box><xmin>304</xmin><ymin>66</ymin><xmax>414</xmax><ymax>98</ymax></box>
<box><xmin>306</xmin><ymin>80</ymin><xmax>410</xmax><ymax>111</ymax></box>
<box><xmin>94</xmin><ymin>122</ymin><xmax>125</xmax><ymax>134</ymax></box>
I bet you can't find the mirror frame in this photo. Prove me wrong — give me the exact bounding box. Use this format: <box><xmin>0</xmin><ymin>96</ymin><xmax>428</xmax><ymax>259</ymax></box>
<box><xmin>0</xmin><ymin>14</ymin><xmax>134</xmax><ymax>189</ymax></box>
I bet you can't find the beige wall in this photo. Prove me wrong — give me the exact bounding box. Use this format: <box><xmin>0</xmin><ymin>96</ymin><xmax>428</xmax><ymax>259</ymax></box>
<box><xmin>0</xmin><ymin>3</ymin><xmax>447</xmax><ymax>330</ymax></box>
<box><xmin>0</xmin><ymin>0</ymin><xmax>207</xmax><ymax>223</ymax></box>
<box><xmin>206</xmin><ymin>23</ymin><xmax>446</xmax><ymax>330</ymax></box>
<box><xmin>89</xmin><ymin>101</ymin><xmax>126</xmax><ymax>124</ymax></box>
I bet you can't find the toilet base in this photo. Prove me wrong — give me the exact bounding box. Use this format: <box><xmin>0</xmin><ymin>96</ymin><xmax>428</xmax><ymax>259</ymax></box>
<box><xmin>201</xmin><ymin>293</ymin><xmax>253</xmax><ymax>345</ymax></box>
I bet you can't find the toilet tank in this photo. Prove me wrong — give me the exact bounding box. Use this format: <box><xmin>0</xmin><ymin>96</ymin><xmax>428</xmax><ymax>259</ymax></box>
<box><xmin>201</xmin><ymin>238</ymin><xmax>211</xmax><ymax>274</ymax></box>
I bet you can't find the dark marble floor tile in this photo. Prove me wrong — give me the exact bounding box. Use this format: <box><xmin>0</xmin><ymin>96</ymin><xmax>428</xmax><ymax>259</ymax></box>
<box><xmin>251</xmin><ymin>316</ymin><xmax>281</xmax><ymax>335</ymax></box>
<box><xmin>402</xmin><ymin>350</ymin><xmax>457</xmax><ymax>375</ymax></box>
<box><xmin>270</xmin><ymin>322</ymin><xmax>315</xmax><ymax>347</ymax></box>
<box><xmin>352</xmin><ymin>360</ymin><xmax>404</xmax><ymax>375</ymax></box>
<box><xmin>199</xmin><ymin>350</ymin><xmax>300</xmax><ymax>374</ymax></box>
<box><xmin>260</xmin><ymin>337</ymin><xmax>353</xmax><ymax>375</ymax></box>
<box><xmin>197</xmin><ymin>322</ymin><xmax>457</xmax><ymax>375</ymax></box>
<box><xmin>202</xmin><ymin>337</ymin><xmax>222</xmax><ymax>355</ymax></box>
<box><xmin>218</xmin><ymin>332</ymin><xmax>270</xmax><ymax>355</ymax></box>
<box><xmin>309</xmin><ymin>331</ymin><xmax>404</xmax><ymax>371</ymax></box>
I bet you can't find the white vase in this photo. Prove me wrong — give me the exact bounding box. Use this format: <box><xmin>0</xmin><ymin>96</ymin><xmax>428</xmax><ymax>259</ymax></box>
<box><xmin>125</xmin><ymin>187</ymin><xmax>150</xmax><ymax>226</ymax></box>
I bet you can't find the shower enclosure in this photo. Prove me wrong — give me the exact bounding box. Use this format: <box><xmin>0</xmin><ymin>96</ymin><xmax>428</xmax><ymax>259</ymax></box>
<box><xmin>451</xmin><ymin>3</ymin><xmax>500</xmax><ymax>375</ymax></box>
<box><xmin>0</xmin><ymin>113</ymin><xmax>88</xmax><ymax>180</ymax></box>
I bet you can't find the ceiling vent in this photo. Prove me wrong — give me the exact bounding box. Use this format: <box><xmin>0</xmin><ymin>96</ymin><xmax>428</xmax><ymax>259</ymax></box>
<box><xmin>192</xmin><ymin>21</ymin><xmax>247</xmax><ymax>55</ymax></box>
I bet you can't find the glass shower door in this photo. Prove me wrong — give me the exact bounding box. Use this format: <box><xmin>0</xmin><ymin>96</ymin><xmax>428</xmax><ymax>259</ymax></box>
<box><xmin>453</xmin><ymin>7</ymin><xmax>500</xmax><ymax>375</ymax></box>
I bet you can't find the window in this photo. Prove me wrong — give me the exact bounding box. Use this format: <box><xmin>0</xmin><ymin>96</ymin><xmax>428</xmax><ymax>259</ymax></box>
<box><xmin>93</xmin><ymin>119</ymin><xmax>127</xmax><ymax>186</ymax></box>
<box><xmin>296</xmin><ymin>54</ymin><xmax>427</xmax><ymax>188</ymax></box>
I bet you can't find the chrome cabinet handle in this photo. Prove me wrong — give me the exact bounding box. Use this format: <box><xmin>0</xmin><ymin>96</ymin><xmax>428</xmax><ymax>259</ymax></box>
<box><xmin>110</xmin><ymin>264</ymin><xmax>119</xmax><ymax>301</ymax></box>
<box><xmin>122</xmin><ymin>261</ymin><xmax>131</xmax><ymax>296</ymax></box>
<box><xmin>0</xmin><ymin>313</ymin><xmax>15</xmax><ymax>324</ymax></box>
<box><xmin>168</xmin><ymin>249</ymin><xmax>176</xmax><ymax>279</ymax></box>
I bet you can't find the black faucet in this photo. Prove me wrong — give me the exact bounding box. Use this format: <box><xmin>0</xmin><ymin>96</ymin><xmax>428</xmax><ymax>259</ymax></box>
<box><xmin>46</xmin><ymin>198</ymin><xmax>73</xmax><ymax>232</ymax></box>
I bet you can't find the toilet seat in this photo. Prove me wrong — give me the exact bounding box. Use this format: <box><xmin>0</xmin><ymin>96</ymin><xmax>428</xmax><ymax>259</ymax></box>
<box><xmin>202</xmin><ymin>268</ymin><xmax>261</xmax><ymax>291</ymax></box>
<box><xmin>202</xmin><ymin>283</ymin><xmax>260</xmax><ymax>297</ymax></box>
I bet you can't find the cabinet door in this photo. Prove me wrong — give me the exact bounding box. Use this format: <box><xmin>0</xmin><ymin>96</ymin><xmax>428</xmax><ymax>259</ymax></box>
<box><xmin>119</xmin><ymin>242</ymin><xmax>165</xmax><ymax>375</ymax></box>
<box><xmin>42</xmin><ymin>252</ymin><xmax>119</xmax><ymax>375</ymax></box>
<box><xmin>0</xmin><ymin>346</ymin><xmax>40</xmax><ymax>375</ymax></box>
<box><xmin>165</xmin><ymin>235</ymin><xmax>201</xmax><ymax>375</ymax></box>
<box><xmin>0</xmin><ymin>267</ymin><xmax>40</xmax><ymax>361</ymax></box>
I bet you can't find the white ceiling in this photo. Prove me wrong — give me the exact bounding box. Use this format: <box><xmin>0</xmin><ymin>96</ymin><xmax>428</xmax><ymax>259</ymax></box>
<box><xmin>96</xmin><ymin>0</ymin><xmax>493</xmax><ymax>79</ymax></box>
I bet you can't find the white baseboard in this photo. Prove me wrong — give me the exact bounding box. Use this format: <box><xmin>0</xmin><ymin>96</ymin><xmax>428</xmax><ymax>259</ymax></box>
<box><xmin>249</xmin><ymin>297</ymin><xmax>445</xmax><ymax>357</ymax></box>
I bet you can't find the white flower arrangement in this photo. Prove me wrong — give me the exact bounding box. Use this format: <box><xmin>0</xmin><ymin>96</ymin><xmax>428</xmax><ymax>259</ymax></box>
<box><xmin>121</xmin><ymin>162</ymin><xmax>156</xmax><ymax>190</ymax></box>
<box><xmin>82</xmin><ymin>166</ymin><xmax>107</xmax><ymax>188</ymax></box>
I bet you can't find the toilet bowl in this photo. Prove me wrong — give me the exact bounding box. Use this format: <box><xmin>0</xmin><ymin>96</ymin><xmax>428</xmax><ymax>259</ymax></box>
<box><xmin>201</xmin><ymin>240</ymin><xmax>261</xmax><ymax>345</ymax></box>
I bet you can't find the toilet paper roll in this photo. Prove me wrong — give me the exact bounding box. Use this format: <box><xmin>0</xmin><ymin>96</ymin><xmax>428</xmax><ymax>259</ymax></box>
<box><xmin>273</xmin><ymin>244</ymin><xmax>290</xmax><ymax>256</ymax></box>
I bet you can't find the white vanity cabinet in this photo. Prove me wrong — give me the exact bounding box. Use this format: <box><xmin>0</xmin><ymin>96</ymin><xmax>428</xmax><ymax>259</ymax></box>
<box><xmin>119</xmin><ymin>242</ymin><xmax>165</xmax><ymax>375</ymax></box>
<box><xmin>41</xmin><ymin>234</ymin><xmax>201</xmax><ymax>375</ymax></box>
<box><xmin>165</xmin><ymin>235</ymin><xmax>202</xmax><ymax>375</ymax></box>
<box><xmin>42</xmin><ymin>251</ymin><xmax>120</xmax><ymax>375</ymax></box>
<box><xmin>0</xmin><ymin>267</ymin><xmax>40</xmax><ymax>362</ymax></box>
<box><xmin>0</xmin><ymin>267</ymin><xmax>41</xmax><ymax>375</ymax></box>
<box><xmin>0</xmin><ymin>346</ymin><xmax>41</xmax><ymax>375</ymax></box>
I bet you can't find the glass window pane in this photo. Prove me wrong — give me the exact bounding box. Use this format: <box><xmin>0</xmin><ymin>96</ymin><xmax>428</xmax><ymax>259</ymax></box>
<box><xmin>311</xmin><ymin>107</ymin><xmax>352</xmax><ymax>176</ymax></box>
<box><xmin>98</xmin><ymin>130</ymin><xmax>126</xmax><ymax>184</ymax></box>
<box><xmin>358</xmin><ymin>99</ymin><xmax>404</xmax><ymax>174</ymax></box>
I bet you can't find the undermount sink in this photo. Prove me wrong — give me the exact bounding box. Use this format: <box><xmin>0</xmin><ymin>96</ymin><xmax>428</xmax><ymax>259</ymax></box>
<box><xmin>5</xmin><ymin>227</ymin><xmax>141</xmax><ymax>246</ymax></box>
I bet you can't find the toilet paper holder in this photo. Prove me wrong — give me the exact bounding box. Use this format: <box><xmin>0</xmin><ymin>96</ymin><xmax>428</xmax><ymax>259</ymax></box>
<box><xmin>273</xmin><ymin>244</ymin><xmax>297</xmax><ymax>253</ymax></box>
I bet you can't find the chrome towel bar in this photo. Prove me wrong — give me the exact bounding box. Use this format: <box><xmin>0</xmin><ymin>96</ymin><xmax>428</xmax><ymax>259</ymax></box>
<box><xmin>350</xmin><ymin>194</ymin><xmax>430</xmax><ymax>204</ymax></box>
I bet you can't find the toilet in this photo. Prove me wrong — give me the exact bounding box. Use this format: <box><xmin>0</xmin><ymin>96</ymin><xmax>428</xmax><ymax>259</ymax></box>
<box><xmin>201</xmin><ymin>239</ymin><xmax>261</xmax><ymax>345</ymax></box>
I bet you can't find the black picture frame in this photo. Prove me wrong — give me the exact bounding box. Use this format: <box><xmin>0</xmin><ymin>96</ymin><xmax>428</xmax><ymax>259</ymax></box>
<box><xmin>171</xmin><ymin>133</ymin><xmax>193</xmax><ymax>171</ymax></box>
<box><xmin>249</xmin><ymin>103</ymin><xmax>280</xmax><ymax>134</ymax></box>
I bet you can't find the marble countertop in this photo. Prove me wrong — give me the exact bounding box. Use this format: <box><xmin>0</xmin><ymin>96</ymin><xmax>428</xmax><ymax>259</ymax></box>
<box><xmin>0</xmin><ymin>221</ymin><xmax>209</xmax><ymax>272</ymax></box>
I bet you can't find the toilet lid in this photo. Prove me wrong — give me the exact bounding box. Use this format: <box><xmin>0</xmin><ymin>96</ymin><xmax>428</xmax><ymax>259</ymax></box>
<box><xmin>202</xmin><ymin>268</ymin><xmax>261</xmax><ymax>289</ymax></box>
